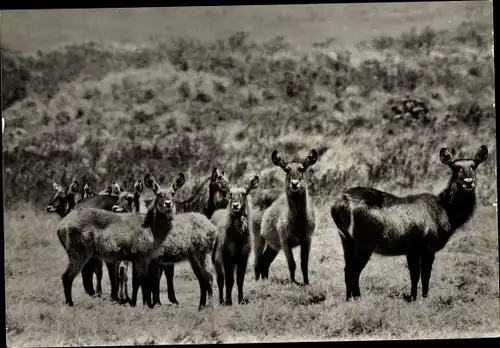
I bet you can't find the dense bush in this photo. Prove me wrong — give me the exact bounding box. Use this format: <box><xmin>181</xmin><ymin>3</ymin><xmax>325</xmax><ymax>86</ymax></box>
<box><xmin>3</xmin><ymin>23</ymin><xmax>496</xmax><ymax>206</ymax></box>
<box><xmin>1</xmin><ymin>46</ymin><xmax>32</xmax><ymax>110</ymax></box>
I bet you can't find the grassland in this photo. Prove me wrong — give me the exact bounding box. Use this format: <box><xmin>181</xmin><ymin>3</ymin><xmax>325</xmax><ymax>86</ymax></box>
<box><xmin>2</xmin><ymin>2</ymin><xmax>498</xmax><ymax>346</ymax></box>
<box><xmin>4</xmin><ymin>204</ymin><xmax>499</xmax><ymax>345</ymax></box>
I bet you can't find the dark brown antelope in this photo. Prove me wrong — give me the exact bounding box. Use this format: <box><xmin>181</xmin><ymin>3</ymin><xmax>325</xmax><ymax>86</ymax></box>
<box><xmin>175</xmin><ymin>167</ymin><xmax>230</xmax><ymax>218</ymax></box>
<box><xmin>56</xmin><ymin>172</ymin><xmax>185</xmax><ymax>307</ymax></box>
<box><xmin>254</xmin><ymin>149</ymin><xmax>318</xmax><ymax>285</ymax></box>
<box><xmin>47</xmin><ymin>180</ymin><xmax>123</xmax><ymax>298</ymax></box>
<box><xmin>330</xmin><ymin>145</ymin><xmax>489</xmax><ymax>301</ymax></box>
<box><xmin>211</xmin><ymin>175</ymin><xmax>260</xmax><ymax>305</ymax></box>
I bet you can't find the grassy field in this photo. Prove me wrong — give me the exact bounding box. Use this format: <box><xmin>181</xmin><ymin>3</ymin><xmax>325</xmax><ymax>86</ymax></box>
<box><xmin>2</xmin><ymin>2</ymin><xmax>499</xmax><ymax>346</ymax></box>
<box><xmin>4</xmin><ymin>203</ymin><xmax>499</xmax><ymax>345</ymax></box>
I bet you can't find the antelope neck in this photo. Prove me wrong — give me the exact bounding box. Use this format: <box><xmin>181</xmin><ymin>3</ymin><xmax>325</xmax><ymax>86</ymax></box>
<box><xmin>437</xmin><ymin>177</ymin><xmax>477</xmax><ymax>232</ymax></box>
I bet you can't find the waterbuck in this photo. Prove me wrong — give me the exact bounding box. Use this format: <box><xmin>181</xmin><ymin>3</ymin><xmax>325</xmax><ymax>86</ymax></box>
<box><xmin>175</xmin><ymin>167</ymin><xmax>230</xmax><ymax>218</ymax></box>
<box><xmin>143</xmin><ymin>167</ymin><xmax>230</xmax><ymax>305</ymax></box>
<box><xmin>112</xmin><ymin>180</ymin><xmax>217</xmax><ymax>309</ymax></box>
<box><xmin>254</xmin><ymin>149</ymin><xmax>318</xmax><ymax>285</ymax></box>
<box><xmin>76</xmin><ymin>182</ymin><xmax>96</xmax><ymax>204</ymax></box>
<box><xmin>56</xmin><ymin>172</ymin><xmax>185</xmax><ymax>307</ymax></box>
<box><xmin>47</xmin><ymin>180</ymin><xmax>123</xmax><ymax>298</ymax></box>
<box><xmin>330</xmin><ymin>145</ymin><xmax>489</xmax><ymax>301</ymax></box>
<box><xmin>211</xmin><ymin>175</ymin><xmax>260</xmax><ymax>305</ymax></box>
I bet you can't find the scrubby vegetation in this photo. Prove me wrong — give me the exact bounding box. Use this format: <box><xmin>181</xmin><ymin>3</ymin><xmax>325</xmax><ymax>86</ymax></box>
<box><xmin>3</xmin><ymin>21</ymin><xmax>496</xmax><ymax>206</ymax></box>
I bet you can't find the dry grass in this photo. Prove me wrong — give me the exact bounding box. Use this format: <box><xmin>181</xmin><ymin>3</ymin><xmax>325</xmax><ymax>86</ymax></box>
<box><xmin>4</xmin><ymin>202</ymin><xmax>499</xmax><ymax>345</ymax></box>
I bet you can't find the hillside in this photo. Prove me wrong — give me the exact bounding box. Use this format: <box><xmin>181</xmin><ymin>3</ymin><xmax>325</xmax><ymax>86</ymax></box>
<box><xmin>2</xmin><ymin>21</ymin><xmax>496</xmax><ymax>206</ymax></box>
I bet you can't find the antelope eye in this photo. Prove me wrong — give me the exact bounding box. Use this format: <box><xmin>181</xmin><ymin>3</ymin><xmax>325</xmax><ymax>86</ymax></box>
<box><xmin>285</xmin><ymin>167</ymin><xmax>291</xmax><ymax>173</ymax></box>
<box><xmin>126</xmin><ymin>196</ymin><xmax>133</xmax><ymax>202</ymax></box>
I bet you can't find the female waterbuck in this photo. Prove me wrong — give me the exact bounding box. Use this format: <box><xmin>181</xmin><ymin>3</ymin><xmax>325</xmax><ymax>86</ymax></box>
<box><xmin>211</xmin><ymin>175</ymin><xmax>260</xmax><ymax>305</ymax></box>
<box><xmin>57</xmin><ymin>172</ymin><xmax>185</xmax><ymax>307</ymax></box>
<box><xmin>330</xmin><ymin>145</ymin><xmax>489</xmax><ymax>301</ymax></box>
<box><xmin>254</xmin><ymin>149</ymin><xmax>318</xmax><ymax>285</ymax></box>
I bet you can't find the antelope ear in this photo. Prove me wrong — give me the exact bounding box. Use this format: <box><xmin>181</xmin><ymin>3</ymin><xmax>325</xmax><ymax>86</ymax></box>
<box><xmin>144</xmin><ymin>173</ymin><xmax>159</xmax><ymax>193</ymax></box>
<box><xmin>172</xmin><ymin>173</ymin><xmax>186</xmax><ymax>192</ymax></box>
<box><xmin>70</xmin><ymin>180</ymin><xmax>80</xmax><ymax>194</ymax></box>
<box><xmin>53</xmin><ymin>182</ymin><xmax>60</xmax><ymax>191</ymax></box>
<box><xmin>134</xmin><ymin>179</ymin><xmax>144</xmax><ymax>193</ymax></box>
<box><xmin>439</xmin><ymin>148</ymin><xmax>453</xmax><ymax>165</ymax></box>
<box><xmin>271</xmin><ymin>150</ymin><xmax>287</xmax><ymax>169</ymax></box>
<box><xmin>84</xmin><ymin>183</ymin><xmax>92</xmax><ymax>193</ymax></box>
<box><xmin>245</xmin><ymin>175</ymin><xmax>260</xmax><ymax>194</ymax></box>
<box><xmin>211</xmin><ymin>167</ymin><xmax>220</xmax><ymax>182</ymax></box>
<box><xmin>111</xmin><ymin>181</ymin><xmax>121</xmax><ymax>195</ymax></box>
<box><xmin>303</xmin><ymin>149</ymin><xmax>318</xmax><ymax>168</ymax></box>
<box><xmin>102</xmin><ymin>186</ymin><xmax>112</xmax><ymax>195</ymax></box>
<box><xmin>474</xmin><ymin>145</ymin><xmax>488</xmax><ymax>165</ymax></box>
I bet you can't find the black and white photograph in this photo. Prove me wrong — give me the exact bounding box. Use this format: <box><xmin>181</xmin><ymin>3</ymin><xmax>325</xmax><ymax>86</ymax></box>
<box><xmin>2</xmin><ymin>1</ymin><xmax>498</xmax><ymax>345</ymax></box>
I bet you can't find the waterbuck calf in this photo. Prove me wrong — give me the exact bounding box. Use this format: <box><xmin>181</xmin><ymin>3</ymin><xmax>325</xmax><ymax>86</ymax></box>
<box><xmin>330</xmin><ymin>145</ymin><xmax>489</xmax><ymax>301</ymax></box>
<box><xmin>147</xmin><ymin>167</ymin><xmax>230</xmax><ymax>305</ymax></box>
<box><xmin>211</xmin><ymin>175</ymin><xmax>260</xmax><ymax>305</ymax></box>
<box><xmin>112</xmin><ymin>181</ymin><xmax>217</xmax><ymax>309</ymax></box>
<box><xmin>47</xmin><ymin>180</ymin><xmax>123</xmax><ymax>298</ymax></box>
<box><xmin>57</xmin><ymin>172</ymin><xmax>185</xmax><ymax>307</ymax></box>
<box><xmin>254</xmin><ymin>149</ymin><xmax>318</xmax><ymax>285</ymax></box>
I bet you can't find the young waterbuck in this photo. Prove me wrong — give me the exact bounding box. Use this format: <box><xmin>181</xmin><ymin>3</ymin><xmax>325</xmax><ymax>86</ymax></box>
<box><xmin>254</xmin><ymin>149</ymin><xmax>318</xmax><ymax>285</ymax></box>
<box><xmin>211</xmin><ymin>175</ymin><xmax>260</xmax><ymax>305</ymax></box>
<box><xmin>112</xmin><ymin>179</ymin><xmax>217</xmax><ymax>309</ymax></box>
<box><xmin>330</xmin><ymin>145</ymin><xmax>489</xmax><ymax>301</ymax></box>
<box><xmin>145</xmin><ymin>167</ymin><xmax>229</xmax><ymax>305</ymax></box>
<box><xmin>57</xmin><ymin>172</ymin><xmax>185</xmax><ymax>307</ymax></box>
<box><xmin>47</xmin><ymin>180</ymin><xmax>123</xmax><ymax>298</ymax></box>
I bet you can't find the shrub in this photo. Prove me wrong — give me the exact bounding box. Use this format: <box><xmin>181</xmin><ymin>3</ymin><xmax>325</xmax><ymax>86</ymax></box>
<box><xmin>1</xmin><ymin>46</ymin><xmax>31</xmax><ymax>110</ymax></box>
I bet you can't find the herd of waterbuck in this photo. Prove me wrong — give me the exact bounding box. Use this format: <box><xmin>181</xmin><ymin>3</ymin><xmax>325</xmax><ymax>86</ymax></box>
<box><xmin>46</xmin><ymin>144</ymin><xmax>490</xmax><ymax>309</ymax></box>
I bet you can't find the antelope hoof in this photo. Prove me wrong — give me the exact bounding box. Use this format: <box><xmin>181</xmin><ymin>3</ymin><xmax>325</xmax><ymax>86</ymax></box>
<box><xmin>224</xmin><ymin>300</ymin><xmax>233</xmax><ymax>306</ymax></box>
<box><xmin>239</xmin><ymin>298</ymin><xmax>249</xmax><ymax>305</ymax></box>
<box><xmin>65</xmin><ymin>300</ymin><xmax>74</xmax><ymax>307</ymax></box>
<box><xmin>403</xmin><ymin>294</ymin><xmax>416</xmax><ymax>302</ymax></box>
